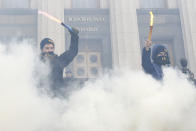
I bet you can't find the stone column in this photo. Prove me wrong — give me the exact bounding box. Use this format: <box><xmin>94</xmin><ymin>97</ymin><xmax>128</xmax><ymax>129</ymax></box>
<box><xmin>0</xmin><ymin>0</ymin><xmax>3</xmax><ymax>8</ymax></box>
<box><xmin>30</xmin><ymin>0</ymin><xmax>38</xmax><ymax>9</ymax></box>
<box><xmin>178</xmin><ymin>0</ymin><xmax>196</xmax><ymax>74</ymax></box>
<box><xmin>167</xmin><ymin>0</ymin><xmax>177</xmax><ymax>8</ymax></box>
<box><xmin>100</xmin><ymin>0</ymin><xmax>109</xmax><ymax>8</ymax></box>
<box><xmin>109</xmin><ymin>0</ymin><xmax>141</xmax><ymax>69</ymax></box>
<box><xmin>64</xmin><ymin>0</ymin><xmax>71</xmax><ymax>9</ymax></box>
<box><xmin>31</xmin><ymin>0</ymin><xmax>65</xmax><ymax>55</ymax></box>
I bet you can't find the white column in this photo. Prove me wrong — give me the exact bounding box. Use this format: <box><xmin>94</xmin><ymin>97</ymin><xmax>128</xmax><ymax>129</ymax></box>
<box><xmin>109</xmin><ymin>0</ymin><xmax>141</xmax><ymax>70</ymax></box>
<box><xmin>47</xmin><ymin>0</ymin><xmax>65</xmax><ymax>55</ymax></box>
<box><xmin>167</xmin><ymin>0</ymin><xmax>177</xmax><ymax>8</ymax></box>
<box><xmin>0</xmin><ymin>0</ymin><xmax>3</xmax><ymax>8</ymax></box>
<box><xmin>100</xmin><ymin>0</ymin><xmax>109</xmax><ymax>8</ymax></box>
<box><xmin>178</xmin><ymin>0</ymin><xmax>196</xmax><ymax>74</ymax></box>
<box><xmin>65</xmin><ymin>0</ymin><xmax>71</xmax><ymax>9</ymax></box>
<box><xmin>30</xmin><ymin>0</ymin><xmax>38</xmax><ymax>9</ymax></box>
<box><xmin>31</xmin><ymin>0</ymin><xmax>65</xmax><ymax>55</ymax></box>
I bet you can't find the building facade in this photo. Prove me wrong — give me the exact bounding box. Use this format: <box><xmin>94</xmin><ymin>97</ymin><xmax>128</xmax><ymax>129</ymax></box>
<box><xmin>0</xmin><ymin>0</ymin><xmax>195</xmax><ymax>78</ymax></box>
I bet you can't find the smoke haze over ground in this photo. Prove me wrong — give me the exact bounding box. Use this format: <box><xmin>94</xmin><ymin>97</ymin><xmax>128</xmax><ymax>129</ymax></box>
<box><xmin>0</xmin><ymin>41</ymin><xmax>196</xmax><ymax>131</ymax></box>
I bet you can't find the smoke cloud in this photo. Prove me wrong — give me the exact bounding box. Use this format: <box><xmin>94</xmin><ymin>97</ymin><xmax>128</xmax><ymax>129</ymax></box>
<box><xmin>0</xmin><ymin>41</ymin><xmax>196</xmax><ymax>131</ymax></box>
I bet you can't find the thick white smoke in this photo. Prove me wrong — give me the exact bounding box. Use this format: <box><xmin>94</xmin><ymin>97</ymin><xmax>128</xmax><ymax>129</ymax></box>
<box><xmin>0</xmin><ymin>41</ymin><xmax>196</xmax><ymax>131</ymax></box>
<box><xmin>0</xmin><ymin>41</ymin><xmax>65</xmax><ymax>131</ymax></box>
<box><xmin>61</xmin><ymin>68</ymin><xmax>196</xmax><ymax>131</ymax></box>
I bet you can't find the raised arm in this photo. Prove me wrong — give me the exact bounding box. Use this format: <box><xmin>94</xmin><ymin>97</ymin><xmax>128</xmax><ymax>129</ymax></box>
<box><xmin>142</xmin><ymin>40</ymin><xmax>154</xmax><ymax>74</ymax></box>
<box><xmin>58</xmin><ymin>31</ymin><xmax>79</xmax><ymax>68</ymax></box>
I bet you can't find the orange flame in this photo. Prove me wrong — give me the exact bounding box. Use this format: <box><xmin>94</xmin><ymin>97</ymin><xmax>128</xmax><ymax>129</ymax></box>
<box><xmin>149</xmin><ymin>11</ymin><xmax>154</xmax><ymax>26</ymax></box>
<box><xmin>38</xmin><ymin>10</ymin><xmax>62</xmax><ymax>24</ymax></box>
<box><xmin>148</xmin><ymin>11</ymin><xmax>154</xmax><ymax>40</ymax></box>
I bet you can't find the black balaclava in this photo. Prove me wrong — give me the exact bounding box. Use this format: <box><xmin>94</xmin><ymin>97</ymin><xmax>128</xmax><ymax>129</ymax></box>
<box><xmin>152</xmin><ymin>44</ymin><xmax>170</xmax><ymax>66</ymax></box>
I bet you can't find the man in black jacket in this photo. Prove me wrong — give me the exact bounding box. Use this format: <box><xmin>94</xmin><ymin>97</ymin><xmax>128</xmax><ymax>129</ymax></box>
<box><xmin>40</xmin><ymin>27</ymin><xmax>79</xmax><ymax>91</ymax></box>
<box><xmin>142</xmin><ymin>40</ymin><xmax>170</xmax><ymax>80</ymax></box>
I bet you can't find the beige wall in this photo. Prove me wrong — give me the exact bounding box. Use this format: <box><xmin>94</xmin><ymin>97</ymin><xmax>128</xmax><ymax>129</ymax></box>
<box><xmin>0</xmin><ymin>0</ymin><xmax>2</xmax><ymax>8</ymax></box>
<box><xmin>177</xmin><ymin>0</ymin><xmax>196</xmax><ymax>74</ymax></box>
<box><xmin>64</xmin><ymin>0</ymin><xmax>71</xmax><ymax>9</ymax></box>
<box><xmin>167</xmin><ymin>0</ymin><xmax>177</xmax><ymax>8</ymax></box>
<box><xmin>100</xmin><ymin>0</ymin><xmax>109</xmax><ymax>8</ymax></box>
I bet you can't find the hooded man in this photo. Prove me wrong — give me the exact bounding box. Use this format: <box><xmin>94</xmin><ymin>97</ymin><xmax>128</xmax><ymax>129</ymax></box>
<box><xmin>142</xmin><ymin>40</ymin><xmax>170</xmax><ymax>80</ymax></box>
<box><xmin>40</xmin><ymin>26</ymin><xmax>79</xmax><ymax>90</ymax></box>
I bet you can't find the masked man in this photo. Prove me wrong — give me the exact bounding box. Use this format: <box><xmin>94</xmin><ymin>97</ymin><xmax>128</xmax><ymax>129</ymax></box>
<box><xmin>40</xmin><ymin>26</ymin><xmax>79</xmax><ymax>90</ymax></box>
<box><xmin>142</xmin><ymin>40</ymin><xmax>170</xmax><ymax>80</ymax></box>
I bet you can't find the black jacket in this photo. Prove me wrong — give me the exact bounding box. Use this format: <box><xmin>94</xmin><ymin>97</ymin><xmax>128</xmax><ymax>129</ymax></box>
<box><xmin>41</xmin><ymin>33</ymin><xmax>79</xmax><ymax>89</ymax></box>
<box><xmin>142</xmin><ymin>44</ymin><xmax>170</xmax><ymax>80</ymax></box>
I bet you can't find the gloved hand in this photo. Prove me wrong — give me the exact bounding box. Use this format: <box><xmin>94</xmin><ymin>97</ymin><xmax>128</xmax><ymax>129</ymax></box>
<box><xmin>61</xmin><ymin>23</ymin><xmax>79</xmax><ymax>35</ymax></box>
<box><xmin>145</xmin><ymin>40</ymin><xmax>152</xmax><ymax>51</ymax></box>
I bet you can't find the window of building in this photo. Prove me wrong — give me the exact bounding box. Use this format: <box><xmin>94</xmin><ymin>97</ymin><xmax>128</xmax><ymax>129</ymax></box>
<box><xmin>72</xmin><ymin>0</ymin><xmax>99</xmax><ymax>8</ymax></box>
<box><xmin>140</xmin><ymin>0</ymin><xmax>167</xmax><ymax>8</ymax></box>
<box><xmin>0</xmin><ymin>9</ymin><xmax>37</xmax><ymax>44</ymax></box>
<box><xmin>3</xmin><ymin>0</ymin><xmax>30</xmax><ymax>8</ymax></box>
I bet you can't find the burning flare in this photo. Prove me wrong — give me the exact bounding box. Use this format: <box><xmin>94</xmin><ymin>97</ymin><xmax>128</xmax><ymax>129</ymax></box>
<box><xmin>149</xmin><ymin>11</ymin><xmax>154</xmax><ymax>26</ymax></box>
<box><xmin>38</xmin><ymin>10</ymin><xmax>74</xmax><ymax>32</ymax></box>
<box><xmin>38</xmin><ymin>10</ymin><xmax>62</xmax><ymax>24</ymax></box>
<box><xmin>148</xmin><ymin>11</ymin><xmax>154</xmax><ymax>40</ymax></box>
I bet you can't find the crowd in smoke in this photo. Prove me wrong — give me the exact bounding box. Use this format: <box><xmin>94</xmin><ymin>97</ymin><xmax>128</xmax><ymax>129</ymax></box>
<box><xmin>0</xmin><ymin>41</ymin><xmax>196</xmax><ymax>131</ymax></box>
